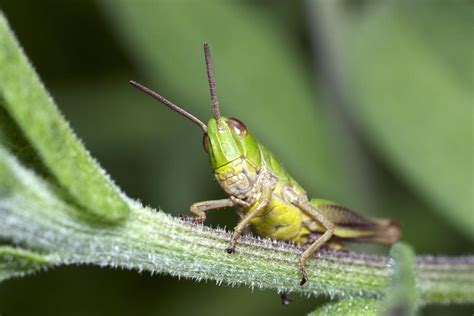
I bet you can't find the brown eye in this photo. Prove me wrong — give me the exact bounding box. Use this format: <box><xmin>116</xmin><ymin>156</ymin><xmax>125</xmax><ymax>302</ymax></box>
<box><xmin>227</xmin><ymin>118</ymin><xmax>247</xmax><ymax>137</ymax></box>
<box><xmin>202</xmin><ymin>133</ymin><xmax>209</xmax><ymax>152</ymax></box>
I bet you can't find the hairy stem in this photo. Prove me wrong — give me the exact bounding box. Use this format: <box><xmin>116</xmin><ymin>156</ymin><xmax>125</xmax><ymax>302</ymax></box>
<box><xmin>1</xmin><ymin>148</ymin><xmax>472</xmax><ymax>303</ymax></box>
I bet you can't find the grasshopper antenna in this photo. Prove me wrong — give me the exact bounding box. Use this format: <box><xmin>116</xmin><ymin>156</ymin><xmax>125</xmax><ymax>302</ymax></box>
<box><xmin>203</xmin><ymin>42</ymin><xmax>221</xmax><ymax>122</ymax></box>
<box><xmin>129</xmin><ymin>80</ymin><xmax>208</xmax><ymax>132</ymax></box>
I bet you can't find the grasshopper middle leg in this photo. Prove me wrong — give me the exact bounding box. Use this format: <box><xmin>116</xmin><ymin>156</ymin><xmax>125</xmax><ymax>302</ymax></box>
<box><xmin>294</xmin><ymin>198</ymin><xmax>334</xmax><ymax>285</ymax></box>
<box><xmin>283</xmin><ymin>186</ymin><xmax>335</xmax><ymax>285</ymax></box>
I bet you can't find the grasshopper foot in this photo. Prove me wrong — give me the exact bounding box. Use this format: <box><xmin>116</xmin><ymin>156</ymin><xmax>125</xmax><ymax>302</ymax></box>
<box><xmin>179</xmin><ymin>214</ymin><xmax>190</xmax><ymax>221</ymax></box>
<box><xmin>280</xmin><ymin>293</ymin><xmax>292</xmax><ymax>305</ymax></box>
<box><xmin>191</xmin><ymin>216</ymin><xmax>206</xmax><ymax>224</ymax></box>
<box><xmin>179</xmin><ymin>214</ymin><xmax>206</xmax><ymax>224</ymax></box>
<box><xmin>298</xmin><ymin>262</ymin><xmax>308</xmax><ymax>286</ymax></box>
<box><xmin>299</xmin><ymin>276</ymin><xmax>307</xmax><ymax>286</ymax></box>
<box><xmin>226</xmin><ymin>236</ymin><xmax>238</xmax><ymax>253</ymax></box>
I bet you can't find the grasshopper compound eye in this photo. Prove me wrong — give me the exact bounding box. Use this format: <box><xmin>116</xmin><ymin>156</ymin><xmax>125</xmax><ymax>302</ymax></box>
<box><xmin>202</xmin><ymin>133</ymin><xmax>210</xmax><ymax>152</ymax></box>
<box><xmin>227</xmin><ymin>118</ymin><xmax>247</xmax><ymax>137</ymax></box>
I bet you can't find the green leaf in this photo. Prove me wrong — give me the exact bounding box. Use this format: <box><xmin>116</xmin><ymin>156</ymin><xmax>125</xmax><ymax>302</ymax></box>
<box><xmin>309</xmin><ymin>298</ymin><xmax>379</xmax><ymax>316</ymax></box>
<box><xmin>325</xmin><ymin>1</ymin><xmax>474</xmax><ymax>238</ymax></box>
<box><xmin>0</xmin><ymin>12</ymin><xmax>129</xmax><ymax>222</ymax></box>
<box><xmin>383</xmin><ymin>243</ymin><xmax>418</xmax><ymax>316</ymax></box>
<box><xmin>0</xmin><ymin>246</ymin><xmax>57</xmax><ymax>282</ymax></box>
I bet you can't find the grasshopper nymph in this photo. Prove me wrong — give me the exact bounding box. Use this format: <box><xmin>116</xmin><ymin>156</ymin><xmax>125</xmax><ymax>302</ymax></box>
<box><xmin>130</xmin><ymin>43</ymin><xmax>400</xmax><ymax>285</ymax></box>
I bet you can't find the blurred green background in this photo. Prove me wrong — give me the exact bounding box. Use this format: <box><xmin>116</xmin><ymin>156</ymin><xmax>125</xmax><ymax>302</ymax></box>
<box><xmin>0</xmin><ymin>1</ymin><xmax>472</xmax><ymax>315</ymax></box>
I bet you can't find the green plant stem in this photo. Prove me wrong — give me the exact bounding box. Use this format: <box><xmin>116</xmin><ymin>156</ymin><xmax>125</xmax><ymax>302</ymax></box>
<box><xmin>1</xmin><ymin>148</ymin><xmax>473</xmax><ymax>303</ymax></box>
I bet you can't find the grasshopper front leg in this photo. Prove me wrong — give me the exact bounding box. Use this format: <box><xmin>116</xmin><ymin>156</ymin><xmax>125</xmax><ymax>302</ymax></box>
<box><xmin>190</xmin><ymin>198</ymin><xmax>235</xmax><ymax>222</ymax></box>
<box><xmin>226</xmin><ymin>183</ymin><xmax>274</xmax><ymax>253</ymax></box>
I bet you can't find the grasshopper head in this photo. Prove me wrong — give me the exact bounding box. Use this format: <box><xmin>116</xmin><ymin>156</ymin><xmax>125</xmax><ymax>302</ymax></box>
<box><xmin>204</xmin><ymin>116</ymin><xmax>260</xmax><ymax>169</ymax></box>
<box><xmin>129</xmin><ymin>42</ymin><xmax>260</xmax><ymax>169</ymax></box>
<box><xmin>200</xmin><ymin>43</ymin><xmax>260</xmax><ymax>169</ymax></box>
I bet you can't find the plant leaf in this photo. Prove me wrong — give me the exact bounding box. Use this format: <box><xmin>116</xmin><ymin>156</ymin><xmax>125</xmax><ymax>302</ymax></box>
<box><xmin>309</xmin><ymin>298</ymin><xmax>379</xmax><ymax>316</ymax></box>
<box><xmin>0</xmin><ymin>12</ymin><xmax>129</xmax><ymax>222</ymax></box>
<box><xmin>0</xmin><ymin>246</ymin><xmax>56</xmax><ymax>282</ymax></box>
<box><xmin>383</xmin><ymin>243</ymin><xmax>418</xmax><ymax>316</ymax></box>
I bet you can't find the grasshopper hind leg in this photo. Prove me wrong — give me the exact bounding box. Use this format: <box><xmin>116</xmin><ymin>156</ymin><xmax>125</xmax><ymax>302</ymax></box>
<box><xmin>297</xmin><ymin>227</ymin><xmax>334</xmax><ymax>285</ymax></box>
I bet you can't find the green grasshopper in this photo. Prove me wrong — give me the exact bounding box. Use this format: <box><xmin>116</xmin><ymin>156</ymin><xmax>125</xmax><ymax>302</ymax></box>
<box><xmin>130</xmin><ymin>43</ymin><xmax>400</xmax><ymax>285</ymax></box>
